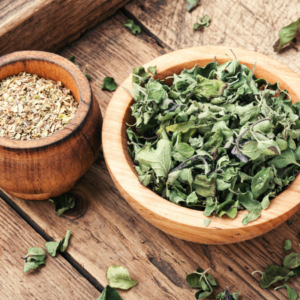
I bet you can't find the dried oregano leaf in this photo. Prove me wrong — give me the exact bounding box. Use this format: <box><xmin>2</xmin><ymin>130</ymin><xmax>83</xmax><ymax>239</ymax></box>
<box><xmin>275</xmin><ymin>284</ymin><xmax>298</xmax><ymax>300</ymax></box>
<box><xmin>123</xmin><ymin>20</ymin><xmax>141</xmax><ymax>35</ymax></box>
<box><xmin>45</xmin><ymin>230</ymin><xmax>71</xmax><ymax>257</ymax></box>
<box><xmin>48</xmin><ymin>193</ymin><xmax>75</xmax><ymax>216</ymax></box>
<box><xmin>22</xmin><ymin>247</ymin><xmax>46</xmax><ymax>273</ymax></box>
<box><xmin>193</xmin><ymin>15</ymin><xmax>210</xmax><ymax>31</ymax></box>
<box><xmin>101</xmin><ymin>77</ymin><xmax>117</xmax><ymax>92</ymax></box>
<box><xmin>284</xmin><ymin>239</ymin><xmax>292</xmax><ymax>251</ymax></box>
<box><xmin>274</xmin><ymin>18</ymin><xmax>300</xmax><ymax>52</ymax></box>
<box><xmin>186</xmin><ymin>0</ymin><xmax>200</xmax><ymax>12</ymax></box>
<box><xmin>97</xmin><ymin>285</ymin><xmax>123</xmax><ymax>300</ymax></box>
<box><xmin>106</xmin><ymin>266</ymin><xmax>138</xmax><ymax>290</ymax></box>
<box><xmin>147</xmin><ymin>65</ymin><xmax>157</xmax><ymax>76</ymax></box>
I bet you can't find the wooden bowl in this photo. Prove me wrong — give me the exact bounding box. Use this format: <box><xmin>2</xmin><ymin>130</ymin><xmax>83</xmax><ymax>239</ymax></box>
<box><xmin>0</xmin><ymin>51</ymin><xmax>102</xmax><ymax>200</ymax></box>
<box><xmin>102</xmin><ymin>46</ymin><xmax>300</xmax><ymax>244</ymax></box>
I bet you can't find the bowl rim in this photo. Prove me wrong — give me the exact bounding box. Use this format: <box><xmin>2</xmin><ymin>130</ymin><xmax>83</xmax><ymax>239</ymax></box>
<box><xmin>102</xmin><ymin>46</ymin><xmax>300</xmax><ymax>244</ymax></box>
<box><xmin>0</xmin><ymin>50</ymin><xmax>92</xmax><ymax>150</ymax></box>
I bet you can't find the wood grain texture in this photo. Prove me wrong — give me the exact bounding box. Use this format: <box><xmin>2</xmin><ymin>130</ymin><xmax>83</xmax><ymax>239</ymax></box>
<box><xmin>0</xmin><ymin>51</ymin><xmax>102</xmax><ymax>200</ymax></box>
<box><xmin>0</xmin><ymin>0</ymin><xmax>131</xmax><ymax>56</ymax></box>
<box><xmin>0</xmin><ymin>196</ymin><xmax>100</xmax><ymax>299</ymax></box>
<box><xmin>102</xmin><ymin>46</ymin><xmax>300</xmax><ymax>244</ymax></box>
<box><xmin>3</xmin><ymin>10</ymin><xmax>300</xmax><ymax>299</ymax></box>
<box><xmin>125</xmin><ymin>0</ymin><xmax>300</xmax><ymax>74</ymax></box>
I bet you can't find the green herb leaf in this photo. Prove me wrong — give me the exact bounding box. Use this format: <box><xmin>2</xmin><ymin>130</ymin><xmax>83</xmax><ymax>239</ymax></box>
<box><xmin>254</xmin><ymin>265</ymin><xmax>293</xmax><ymax>288</ymax></box>
<box><xmin>45</xmin><ymin>242</ymin><xmax>60</xmax><ymax>257</ymax></box>
<box><xmin>275</xmin><ymin>18</ymin><xmax>300</xmax><ymax>52</ymax></box>
<box><xmin>194</xmin><ymin>175</ymin><xmax>216</xmax><ymax>197</ymax></box>
<box><xmin>124</xmin><ymin>20</ymin><xmax>141</xmax><ymax>35</ymax></box>
<box><xmin>69</xmin><ymin>55</ymin><xmax>75</xmax><ymax>63</ymax></box>
<box><xmin>101</xmin><ymin>77</ymin><xmax>117</xmax><ymax>92</ymax></box>
<box><xmin>274</xmin><ymin>284</ymin><xmax>298</xmax><ymax>300</ymax></box>
<box><xmin>97</xmin><ymin>285</ymin><xmax>123</xmax><ymax>300</ymax></box>
<box><xmin>268</xmin><ymin>149</ymin><xmax>300</xmax><ymax>168</ymax></box>
<box><xmin>45</xmin><ymin>230</ymin><xmax>71</xmax><ymax>257</ymax></box>
<box><xmin>147</xmin><ymin>66</ymin><xmax>157</xmax><ymax>75</ymax></box>
<box><xmin>216</xmin><ymin>287</ymin><xmax>240</xmax><ymax>300</ymax></box>
<box><xmin>251</xmin><ymin>168</ymin><xmax>272</xmax><ymax>200</ymax></box>
<box><xmin>24</xmin><ymin>261</ymin><xmax>45</xmax><ymax>273</ymax></box>
<box><xmin>186</xmin><ymin>0</ymin><xmax>200</xmax><ymax>12</ymax></box>
<box><xmin>193</xmin><ymin>15</ymin><xmax>210</xmax><ymax>31</ymax></box>
<box><xmin>284</xmin><ymin>240</ymin><xmax>292</xmax><ymax>251</ymax></box>
<box><xmin>106</xmin><ymin>266</ymin><xmax>138</xmax><ymax>290</ymax></box>
<box><xmin>132</xmin><ymin>66</ymin><xmax>151</xmax><ymax>86</ymax></box>
<box><xmin>204</xmin><ymin>219</ymin><xmax>211</xmax><ymax>227</ymax></box>
<box><xmin>283</xmin><ymin>252</ymin><xmax>300</xmax><ymax>269</ymax></box>
<box><xmin>48</xmin><ymin>193</ymin><xmax>75</xmax><ymax>216</ymax></box>
<box><xmin>242</xmin><ymin>210</ymin><xmax>261</xmax><ymax>225</ymax></box>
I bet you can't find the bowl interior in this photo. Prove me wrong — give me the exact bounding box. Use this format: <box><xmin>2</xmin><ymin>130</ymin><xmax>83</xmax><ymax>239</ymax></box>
<box><xmin>121</xmin><ymin>57</ymin><xmax>300</xmax><ymax>176</ymax></box>
<box><xmin>0</xmin><ymin>59</ymin><xmax>80</xmax><ymax>104</ymax></box>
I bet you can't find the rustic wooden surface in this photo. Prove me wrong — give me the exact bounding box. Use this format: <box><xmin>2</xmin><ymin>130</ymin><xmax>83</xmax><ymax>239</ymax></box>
<box><xmin>103</xmin><ymin>45</ymin><xmax>300</xmax><ymax>245</ymax></box>
<box><xmin>0</xmin><ymin>0</ymin><xmax>130</xmax><ymax>56</ymax></box>
<box><xmin>0</xmin><ymin>196</ymin><xmax>100</xmax><ymax>299</ymax></box>
<box><xmin>1</xmin><ymin>0</ymin><xmax>300</xmax><ymax>299</ymax></box>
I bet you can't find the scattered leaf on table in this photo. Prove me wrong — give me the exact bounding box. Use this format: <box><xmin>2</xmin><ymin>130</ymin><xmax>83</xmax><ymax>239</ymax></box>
<box><xmin>274</xmin><ymin>284</ymin><xmax>298</xmax><ymax>300</ymax></box>
<box><xmin>22</xmin><ymin>247</ymin><xmax>46</xmax><ymax>273</ymax></box>
<box><xmin>97</xmin><ymin>285</ymin><xmax>123</xmax><ymax>300</ymax></box>
<box><xmin>101</xmin><ymin>77</ymin><xmax>117</xmax><ymax>92</ymax></box>
<box><xmin>216</xmin><ymin>287</ymin><xmax>240</xmax><ymax>300</ymax></box>
<box><xmin>284</xmin><ymin>239</ymin><xmax>292</xmax><ymax>251</ymax></box>
<box><xmin>193</xmin><ymin>15</ymin><xmax>210</xmax><ymax>31</ymax></box>
<box><xmin>186</xmin><ymin>0</ymin><xmax>200</xmax><ymax>12</ymax></box>
<box><xmin>106</xmin><ymin>265</ymin><xmax>138</xmax><ymax>290</ymax></box>
<box><xmin>274</xmin><ymin>18</ymin><xmax>300</xmax><ymax>52</ymax></box>
<box><xmin>45</xmin><ymin>230</ymin><xmax>72</xmax><ymax>257</ymax></box>
<box><xmin>69</xmin><ymin>55</ymin><xmax>76</xmax><ymax>63</ymax></box>
<box><xmin>253</xmin><ymin>265</ymin><xmax>293</xmax><ymax>288</ymax></box>
<box><xmin>283</xmin><ymin>252</ymin><xmax>300</xmax><ymax>269</ymax></box>
<box><xmin>48</xmin><ymin>193</ymin><xmax>75</xmax><ymax>216</ymax></box>
<box><xmin>124</xmin><ymin>20</ymin><xmax>141</xmax><ymax>35</ymax></box>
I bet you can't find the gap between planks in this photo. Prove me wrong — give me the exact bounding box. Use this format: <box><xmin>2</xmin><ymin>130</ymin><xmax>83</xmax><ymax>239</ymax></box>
<box><xmin>0</xmin><ymin>188</ymin><xmax>104</xmax><ymax>293</ymax></box>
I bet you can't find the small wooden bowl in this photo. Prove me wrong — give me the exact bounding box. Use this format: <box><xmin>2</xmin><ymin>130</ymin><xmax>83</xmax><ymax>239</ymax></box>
<box><xmin>103</xmin><ymin>46</ymin><xmax>300</xmax><ymax>244</ymax></box>
<box><xmin>0</xmin><ymin>51</ymin><xmax>102</xmax><ymax>200</ymax></box>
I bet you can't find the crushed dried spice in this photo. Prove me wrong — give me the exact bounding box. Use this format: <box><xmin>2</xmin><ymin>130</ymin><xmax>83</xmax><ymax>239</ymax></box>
<box><xmin>0</xmin><ymin>72</ymin><xmax>79</xmax><ymax>140</ymax></box>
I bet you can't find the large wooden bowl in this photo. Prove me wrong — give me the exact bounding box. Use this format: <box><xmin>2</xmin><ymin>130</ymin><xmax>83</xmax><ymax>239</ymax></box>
<box><xmin>102</xmin><ymin>46</ymin><xmax>300</xmax><ymax>244</ymax></box>
<box><xmin>0</xmin><ymin>51</ymin><xmax>102</xmax><ymax>200</ymax></box>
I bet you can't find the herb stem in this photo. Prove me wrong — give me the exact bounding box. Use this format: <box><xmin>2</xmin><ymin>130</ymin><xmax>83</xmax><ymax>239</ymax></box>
<box><xmin>169</xmin><ymin>155</ymin><xmax>207</xmax><ymax>173</ymax></box>
<box><xmin>236</xmin><ymin>118</ymin><xmax>271</xmax><ymax>150</ymax></box>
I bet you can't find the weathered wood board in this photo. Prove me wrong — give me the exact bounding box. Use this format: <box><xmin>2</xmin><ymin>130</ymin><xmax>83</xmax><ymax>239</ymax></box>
<box><xmin>0</xmin><ymin>0</ymin><xmax>130</xmax><ymax>56</ymax></box>
<box><xmin>1</xmin><ymin>0</ymin><xmax>300</xmax><ymax>299</ymax></box>
<box><xmin>125</xmin><ymin>0</ymin><xmax>300</xmax><ymax>74</ymax></box>
<box><xmin>0</xmin><ymin>197</ymin><xmax>100</xmax><ymax>299</ymax></box>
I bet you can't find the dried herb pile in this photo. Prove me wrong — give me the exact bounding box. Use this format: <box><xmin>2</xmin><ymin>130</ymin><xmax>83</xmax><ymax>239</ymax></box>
<box><xmin>127</xmin><ymin>57</ymin><xmax>300</xmax><ymax>225</ymax></box>
<box><xmin>0</xmin><ymin>72</ymin><xmax>78</xmax><ymax>140</ymax></box>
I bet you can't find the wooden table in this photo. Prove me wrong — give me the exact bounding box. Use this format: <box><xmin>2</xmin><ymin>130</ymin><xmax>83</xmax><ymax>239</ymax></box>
<box><xmin>1</xmin><ymin>0</ymin><xmax>300</xmax><ymax>299</ymax></box>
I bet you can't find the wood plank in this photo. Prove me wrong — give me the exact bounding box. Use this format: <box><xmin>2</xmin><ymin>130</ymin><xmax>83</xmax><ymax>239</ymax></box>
<box><xmin>0</xmin><ymin>0</ymin><xmax>130</xmax><ymax>56</ymax></box>
<box><xmin>125</xmin><ymin>0</ymin><xmax>300</xmax><ymax>74</ymax></box>
<box><xmin>1</xmin><ymin>9</ymin><xmax>300</xmax><ymax>299</ymax></box>
<box><xmin>0</xmin><ymin>196</ymin><xmax>100</xmax><ymax>299</ymax></box>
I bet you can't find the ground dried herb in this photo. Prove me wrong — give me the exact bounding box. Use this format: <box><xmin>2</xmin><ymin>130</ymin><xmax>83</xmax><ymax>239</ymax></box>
<box><xmin>127</xmin><ymin>56</ymin><xmax>300</xmax><ymax>225</ymax></box>
<box><xmin>0</xmin><ymin>73</ymin><xmax>78</xmax><ymax>140</ymax></box>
